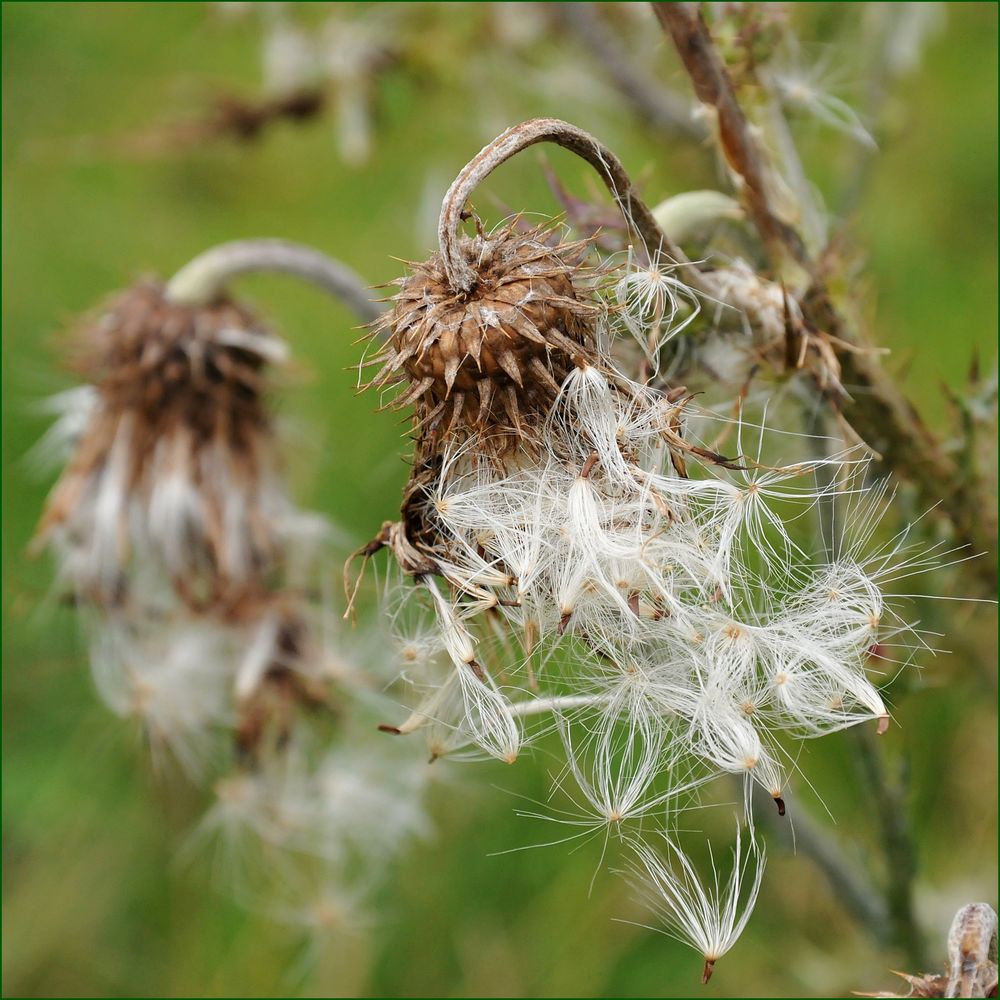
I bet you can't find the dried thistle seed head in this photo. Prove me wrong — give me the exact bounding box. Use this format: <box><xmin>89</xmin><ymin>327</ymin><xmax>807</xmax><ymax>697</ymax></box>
<box><xmin>370</xmin><ymin>222</ymin><xmax>602</xmax><ymax>454</ymax></box>
<box><xmin>74</xmin><ymin>279</ymin><xmax>275</xmax><ymax>442</ymax></box>
<box><xmin>35</xmin><ymin>279</ymin><xmax>289</xmax><ymax>608</ymax></box>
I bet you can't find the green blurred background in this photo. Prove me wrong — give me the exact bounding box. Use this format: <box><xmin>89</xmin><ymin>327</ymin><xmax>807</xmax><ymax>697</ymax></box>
<box><xmin>3</xmin><ymin>3</ymin><xmax>997</xmax><ymax>997</ymax></box>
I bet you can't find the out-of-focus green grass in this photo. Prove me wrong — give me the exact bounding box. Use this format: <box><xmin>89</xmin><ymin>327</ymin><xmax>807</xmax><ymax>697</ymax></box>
<box><xmin>2</xmin><ymin>4</ymin><xmax>996</xmax><ymax>997</ymax></box>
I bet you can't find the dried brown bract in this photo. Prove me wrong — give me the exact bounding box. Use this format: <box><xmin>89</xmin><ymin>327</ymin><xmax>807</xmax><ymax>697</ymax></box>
<box><xmin>72</xmin><ymin>279</ymin><xmax>272</xmax><ymax>455</ymax></box>
<box><xmin>369</xmin><ymin>221</ymin><xmax>601</xmax><ymax>458</ymax></box>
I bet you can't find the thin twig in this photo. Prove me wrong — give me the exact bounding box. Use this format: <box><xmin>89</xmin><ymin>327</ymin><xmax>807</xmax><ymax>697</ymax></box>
<box><xmin>555</xmin><ymin>3</ymin><xmax>707</xmax><ymax>143</ymax></box>
<box><xmin>798</xmin><ymin>399</ymin><xmax>925</xmax><ymax>965</ymax></box>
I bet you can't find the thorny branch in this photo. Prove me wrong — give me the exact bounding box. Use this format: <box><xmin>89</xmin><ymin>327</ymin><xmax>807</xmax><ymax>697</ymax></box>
<box><xmin>651</xmin><ymin>1</ymin><xmax>997</xmax><ymax>593</ymax></box>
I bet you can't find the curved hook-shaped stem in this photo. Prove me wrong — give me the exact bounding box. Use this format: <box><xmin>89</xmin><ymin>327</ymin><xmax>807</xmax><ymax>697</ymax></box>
<box><xmin>437</xmin><ymin>118</ymin><xmax>682</xmax><ymax>293</ymax></box>
<box><xmin>165</xmin><ymin>239</ymin><xmax>382</xmax><ymax>323</ymax></box>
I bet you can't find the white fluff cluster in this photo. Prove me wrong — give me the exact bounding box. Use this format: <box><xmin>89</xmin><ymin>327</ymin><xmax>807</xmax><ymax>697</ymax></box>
<box><xmin>393</xmin><ymin>360</ymin><xmax>894</xmax><ymax>782</ymax></box>
<box><xmin>380</xmin><ymin>256</ymin><xmax>926</xmax><ymax>974</ymax></box>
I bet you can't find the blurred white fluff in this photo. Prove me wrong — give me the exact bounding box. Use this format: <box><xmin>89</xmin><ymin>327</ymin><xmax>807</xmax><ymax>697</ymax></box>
<box><xmin>90</xmin><ymin>615</ymin><xmax>234</xmax><ymax>778</ymax></box>
<box><xmin>262</xmin><ymin>9</ymin><xmax>320</xmax><ymax>95</ymax></box>
<box><xmin>27</xmin><ymin>386</ymin><xmax>99</xmax><ymax>472</ymax></box>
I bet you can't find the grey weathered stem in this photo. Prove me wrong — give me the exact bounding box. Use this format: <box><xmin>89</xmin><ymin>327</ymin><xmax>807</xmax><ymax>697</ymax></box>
<box><xmin>852</xmin><ymin>728</ymin><xmax>927</xmax><ymax>969</ymax></box>
<box><xmin>751</xmin><ymin>785</ymin><xmax>889</xmax><ymax>942</ymax></box>
<box><xmin>165</xmin><ymin>238</ymin><xmax>382</xmax><ymax>322</ymax></box>
<box><xmin>437</xmin><ymin>118</ymin><xmax>683</xmax><ymax>293</ymax></box>
<box><xmin>556</xmin><ymin>3</ymin><xmax>707</xmax><ymax>144</ymax></box>
<box><xmin>506</xmin><ymin>693</ymin><xmax>612</xmax><ymax>718</ymax></box>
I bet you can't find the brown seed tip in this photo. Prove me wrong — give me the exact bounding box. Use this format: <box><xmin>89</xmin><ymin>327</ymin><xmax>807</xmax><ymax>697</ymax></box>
<box><xmin>702</xmin><ymin>958</ymin><xmax>716</xmax><ymax>984</ymax></box>
<box><xmin>876</xmin><ymin>714</ymin><xmax>890</xmax><ymax>736</ymax></box>
<box><xmin>377</xmin><ymin>724</ymin><xmax>402</xmax><ymax>735</ymax></box>
<box><xmin>773</xmin><ymin>794</ymin><xmax>786</xmax><ymax>816</ymax></box>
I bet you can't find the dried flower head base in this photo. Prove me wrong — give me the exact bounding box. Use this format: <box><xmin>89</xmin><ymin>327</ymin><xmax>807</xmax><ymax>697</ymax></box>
<box><xmin>858</xmin><ymin>904</ymin><xmax>998</xmax><ymax>998</ymax></box>
<box><xmin>357</xmin><ymin>119</ymin><xmax>697</xmax><ymax>576</ymax></box>
<box><xmin>366</xmin><ymin>118</ymin><xmax>675</xmax><ymax>455</ymax></box>
<box><xmin>230</xmin><ymin>599</ymin><xmax>337</xmax><ymax>768</ymax></box>
<box><xmin>369</xmin><ymin>219</ymin><xmax>602</xmax><ymax>458</ymax></box>
<box><xmin>29</xmin><ymin>237</ymin><xmax>446</xmax><ymax>942</ymax></box>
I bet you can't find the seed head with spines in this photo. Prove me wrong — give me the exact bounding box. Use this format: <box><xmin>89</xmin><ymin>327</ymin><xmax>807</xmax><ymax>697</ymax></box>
<box><xmin>370</xmin><ymin>221</ymin><xmax>602</xmax><ymax>457</ymax></box>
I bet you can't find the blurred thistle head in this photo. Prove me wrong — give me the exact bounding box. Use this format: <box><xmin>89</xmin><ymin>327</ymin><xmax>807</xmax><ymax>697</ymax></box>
<box><xmin>34</xmin><ymin>278</ymin><xmax>282</xmax><ymax>610</ymax></box>
<box><xmin>34</xmin><ymin>239</ymin><xmax>379</xmax><ymax>613</ymax></box>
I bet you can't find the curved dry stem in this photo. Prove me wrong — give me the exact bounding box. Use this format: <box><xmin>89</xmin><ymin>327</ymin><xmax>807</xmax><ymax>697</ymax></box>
<box><xmin>437</xmin><ymin>117</ymin><xmax>687</xmax><ymax>293</ymax></box>
<box><xmin>165</xmin><ymin>238</ymin><xmax>382</xmax><ymax>322</ymax></box>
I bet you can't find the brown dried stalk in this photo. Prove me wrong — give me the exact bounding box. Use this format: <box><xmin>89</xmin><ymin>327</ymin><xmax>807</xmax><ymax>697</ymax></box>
<box><xmin>652</xmin><ymin>2</ymin><xmax>997</xmax><ymax>591</ymax></box>
<box><xmin>437</xmin><ymin>117</ymin><xmax>680</xmax><ymax>293</ymax></box>
<box><xmin>653</xmin><ymin>2</ymin><xmax>811</xmax><ymax>272</ymax></box>
<box><xmin>100</xmin><ymin>88</ymin><xmax>327</xmax><ymax>159</ymax></box>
